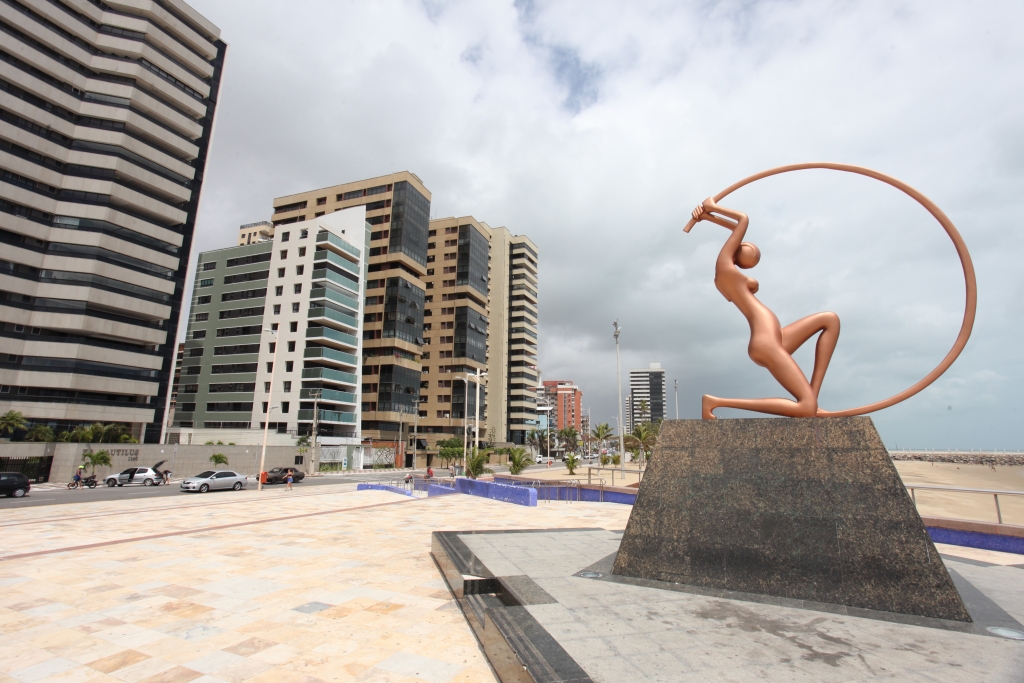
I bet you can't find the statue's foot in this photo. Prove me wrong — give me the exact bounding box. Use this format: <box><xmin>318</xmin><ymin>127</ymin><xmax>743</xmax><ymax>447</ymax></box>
<box><xmin>701</xmin><ymin>395</ymin><xmax>718</xmax><ymax>420</ymax></box>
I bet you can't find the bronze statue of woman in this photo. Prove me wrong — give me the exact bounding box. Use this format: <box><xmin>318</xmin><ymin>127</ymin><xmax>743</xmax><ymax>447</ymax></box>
<box><xmin>690</xmin><ymin>198</ymin><xmax>840</xmax><ymax>419</ymax></box>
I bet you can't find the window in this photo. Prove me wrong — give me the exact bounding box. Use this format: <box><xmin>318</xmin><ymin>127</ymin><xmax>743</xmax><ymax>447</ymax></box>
<box><xmin>202</xmin><ymin>261</ymin><xmax>217</xmax><ymax>271</ymax></box>
<box><xmin>295</xmin><ymin>265</ymin><xmax>304</xmax><ymax>276</ymax></box>
<box><xmin>426</xmin><ymin>269</ymin><xmax>434</xmax><ymax>276</ymax></box>
<box><xmin>292</xmin><ymin>303</ymin><xmax>300</xmax><ymax>313</ymax></box>
<box><xmin>300</xmin><ymin>229</ymin><xmax>308</xmax><ymax>238</ymax></box>
<box><xmin>280</xmin><ymin>250</ymin><xmax>288</xmax><ymax>259</ymax></box>
<box><xmin>275</xmin><ymin>286</ymin><xmax>283</xmax><ymax>296</ymax></box>
<box><xmin>443</xmin><ymin>266</ymin><xmax>456</xmax><ymax>274</ymax></box>
<box><xmin>271</xmin><ymin>323</ymin><xmax>279</xmax><ymax>331</ymax></box>
<box><xmin>281</xmin><ymin>232</ymin><xmax>290</xmax><ymax>242</ymax></box>
<box><xmin>199</xmin><ymin>278</ymin><xmax>214</xmax><ymax>287</ymax></box>
<box><xmin>289</xmin><ymin>321</ymin><xmax>298</xmax><ymax>332</ymax></box>
<box><xmin>268</xmin><ymin>342</ymin><xmax>276</xmax><ymax>352</ymax></box>
<box><xmin>283</xmin><ymin>381</ymin><xmax>291</xmax><ymax>393</ymax></box>
<box><xmin>281</xmin><ymin>402</ymin><xmax>290</xmax><ymax>414</ymax></box>
<box><xmin>295</xmin><ymin>455</ymin><xmax>304</xmax><ymax>465</ymax></box>
<box><xmin>195</xmin><ymin>312</ymin><xmax>209</xmax><ymax>322</ymax></box>
<box><xmin>262</xmin><ymin>402</ymin><xmax>268</xmax><ymax>413</ymax></box>
<box><xmin>426</xmin><ymin>255</ymin><xmax>435</xmax><ymax>263</ymax></box>
<box><xmin>287</xmin><ymin>341</ymin><xmax>296</xmax><ymax>352</ymax></box>
<box><xmin>197</xmin><ymin>295</ymin><xmax>211</xmax><ymax>304</ymax></box>
<box><xmin>316</xmin><ymin>197</ymin><xmax>326</xmax><ymax>206</ymax></box>
<box><xmin>293</xmin><ymin>284</ymin><xmax>302</xmax><ymax>294</ymax></box>
<box><xmin>188</xmin><ymin>348</ymin><xmax>203</xmax><ymax>357</ymax></box>
<box><xmin>273</xmin><ymin>304</ymin><xmax>281</xmax><ymax>314</ymax></box>
<box><xmin>427</xmin><ymin>242</ymin><xmax>435</xmax><ymax>250</ymax></box>
<box><xmin>428</xmin><ymin>229</ymin><xmax>437</xmax><ymax>237</ymax></box>
<box><xmin>264</xmin><ymin>382</ymin><xmax>271</xmax><ymax>393</ymax></box>
<box><xmin>444</xmin><ymin>239</ymin><xmax>457</xmax><ymax>247</ymax></box>
<box><xmin>421</xmin><ymin>367</ymin><xmax>429</xmax><ymax>374</ymax></box>
<box><xmin>285</xmin><ymin>361</ymin><xmax>294</xmax><ymax>372</ymax></box>
<box><xmin>437</xmin><ymin>410</ymin><xmax>450</xmax><ymax>418</ymax></box>
<box><xmin>266</xmin><ymin>362</ymin><xmax>273</xmax><ymax>372</ymax></box>
<box><xmin>182</xmin><ymin>385</ymin><xmax>199</xmax><ymax>393</ymax></box>
<box><xmin>192</xmin><ymin>330</ymin><xmax>206</xmax><ymax>339</ymax></box>
<box><xmin>277</xmin><ymin>268</ymin><xmax>285</xmax><ymax>277</ymax></box>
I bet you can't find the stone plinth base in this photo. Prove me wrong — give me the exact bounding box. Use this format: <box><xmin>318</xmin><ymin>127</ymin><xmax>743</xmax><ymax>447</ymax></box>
<box><xmin>612</xmin><ymin>417</ymin><xmax>971</xmax><ymax>622</ymax></box>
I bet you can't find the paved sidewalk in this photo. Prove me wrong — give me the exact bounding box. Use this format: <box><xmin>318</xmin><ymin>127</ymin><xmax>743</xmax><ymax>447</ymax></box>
<box><xmin>0</xmin><ymin>488</ymin><xmax>631</xmax><ymax>683</ymax></box>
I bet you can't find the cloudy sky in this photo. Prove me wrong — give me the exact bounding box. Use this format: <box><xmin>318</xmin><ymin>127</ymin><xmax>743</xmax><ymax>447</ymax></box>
<box><xmin>185</xmin><ymin>0</ymin><xmax>1023</xmax><ymax>450</ymax></box>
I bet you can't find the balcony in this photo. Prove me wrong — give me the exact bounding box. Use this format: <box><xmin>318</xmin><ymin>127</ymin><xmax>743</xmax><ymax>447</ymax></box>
<box><xmin>299</xmin><ymin>388</ymin><xmax>356</xmax><ymax>404</ymax></box>
<box><xmin>303</xmin><ymin>346</ymin><xmax>358</xmax><ymax>368</ymax></box>
<box><xmin>310</xmin><ymin>287</ymin><xmax>359</xmax><ymax>314</ymax></box>
<box><xmin>310</xmin><ymin>268</ymin><xmax>358</xmax><ymax>295</ymax></box>
<box><xmin>297</xmin><ymin>409</ymin><xmax>356</xmax><ymax>424</ymax></box>
<box><xmin>316</xmin><ymin>230</ymin><xmax>361</xmax><ymax>259</ymax></box>
<box><xmin>306</xmin><ymin>325</ymin><xmax>358</xmax><ymax>351</ymax></box>
<box><xmin>313</xmin><ymin>249</ymin><xmax>360</xmax><ymax>276</ymax></box>
<box><xmin>301</xmin><ymin>367</ymin><xmax>358</xmax><ymax>386</ymax></box>
<box><xmin>307</xmin><ymin>306</ymin><xmax>358</xmax><ymax>330</ymax></box>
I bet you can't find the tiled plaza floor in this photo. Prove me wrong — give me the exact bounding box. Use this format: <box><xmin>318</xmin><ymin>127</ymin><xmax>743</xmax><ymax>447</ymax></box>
<box><xmin>0</xmin><ymin>486</ymin><xmax>631</xmax><ymax>683</ymax></box>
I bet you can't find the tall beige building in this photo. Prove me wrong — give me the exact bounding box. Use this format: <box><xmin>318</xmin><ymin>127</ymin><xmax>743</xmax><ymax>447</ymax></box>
<box><xmin>250</xmin><ymin>174</ymin><xmax>539</xmax><ymax>465</ymax></box>
<box><xmin>0</xmin><ymin>0</ymin><xmax>226</xmax><ymax>442</ymax></box>
<box><xmin>271</xmin><ymin>173</ymin><xmax>430</xmax><ymax>464</ymax></box>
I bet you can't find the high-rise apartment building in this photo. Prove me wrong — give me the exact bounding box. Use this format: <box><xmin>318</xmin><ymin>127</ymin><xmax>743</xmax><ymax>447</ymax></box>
<box><xmin>0</xmin><ymin>0</ymin><xmax>226</xmax><ymax>441</ymax></box>
<box><xmin>246</xmin><ymin>173</ymin><xmax>540</xmax><ymax>465</ymax></box>
<box><xmin>416</xmin><ymin>216</ymin><xmax>490</xmax><ymax>453</ymax></box>
<box><xmin>541</xmin><ymin>380</ymin><xmax>582</xmax><ymax>432</ymax></box>
<box><xmin>271</xmin><ymin>173</ymin><xmax>429</xmax><ymax>463</ymax></box>
<box><xmin>625</xmin><ymin>362</ymin><xmax>666</xmax><ymax>432</ymax></box>
<box><xmin>167</xmin><ymin>208</ymin><xmax>366</xmax><ymax>446</ymax></box>
<box><xmin>487</xmin><ymin>229</ymin><xmax>540</xmax><ymax>446</ymax></box>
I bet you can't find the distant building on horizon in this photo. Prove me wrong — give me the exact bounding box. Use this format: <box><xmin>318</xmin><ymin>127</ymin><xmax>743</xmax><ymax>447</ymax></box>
<box><xmin>625</xmin><ymin>363</ymin><xmax>666</xmax><ymax>432</ymax></box>
<box><xmin>542</xmin><ymin>380</ymin><xmax>583</xmax><ymax>433</ymax></box>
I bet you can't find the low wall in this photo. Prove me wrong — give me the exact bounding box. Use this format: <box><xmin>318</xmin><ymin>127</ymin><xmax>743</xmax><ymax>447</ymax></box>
<box><xmin>428</xmin><ymin>484</ymin><xmax>457</xmax><ymax>497</ymax></box>
<box><xmin>356</xmin><ymin>483</ymin><xmax>414</xmax><ymax>497</ymax></box>
<box><xmin>494</xmin><ymin>476</ymin><xmax>638</xmax><ymax>505</ymax></box>
<box><xmin>923</xmin><ymin>516</ymin><xmax>1024</xmax><ymax>555</ymax></box>
<box><xmin>0</xmin><ymin>443</ymin><xmax>306</xmax><ymax>483</ymax></box>
<box><xmin>455</xmin><ymin>478</ymin><xmax>537</xmax><ymax>506</ymax></box>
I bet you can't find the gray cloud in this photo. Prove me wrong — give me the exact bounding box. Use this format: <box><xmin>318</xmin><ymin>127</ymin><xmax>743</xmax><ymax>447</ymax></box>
<box><xmin>186</xmin><ymin>0</ymin><xmax>1024</xmax><ymax>449</ymax></box>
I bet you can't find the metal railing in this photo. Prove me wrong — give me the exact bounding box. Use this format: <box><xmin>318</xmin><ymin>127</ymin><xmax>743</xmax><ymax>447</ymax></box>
<box><xmin>586</xmin><ymin>466</ymin><xmax>644</xmax><ymax>487</ymax></box>
<box><xmin>500</xmin><ymin>478</ymin><xmax>592</xmax><ymax>503</ymax></box>
<box><xmin>905</xmin><ymin>484</ymin><xmax>1024</xmax><ymax>525</ymax></box>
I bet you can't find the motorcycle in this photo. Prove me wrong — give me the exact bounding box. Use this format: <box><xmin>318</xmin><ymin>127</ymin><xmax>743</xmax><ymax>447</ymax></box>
<box><xmin>67</xmin><ymin>474</ymin><xmax>98</xmax><ymax>489</ymax></box>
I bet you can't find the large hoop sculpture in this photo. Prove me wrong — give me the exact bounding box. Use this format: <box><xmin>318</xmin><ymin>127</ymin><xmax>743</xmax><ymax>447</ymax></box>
<box><xmin>683</xmin><ymin>162</ymin><xmax>977</xmax><ymax>418</ymax></box>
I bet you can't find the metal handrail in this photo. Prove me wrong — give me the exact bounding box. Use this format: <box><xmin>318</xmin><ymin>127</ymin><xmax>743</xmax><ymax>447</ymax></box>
<box><xmin>586</xmin><ymin>466</ymin><xmax>644</xmax><ymax>487</ymax></box>
<box><xmin>904</xmin><ymin>483</ymin><xmax>1024</xmax><ymax>525</ymax></box>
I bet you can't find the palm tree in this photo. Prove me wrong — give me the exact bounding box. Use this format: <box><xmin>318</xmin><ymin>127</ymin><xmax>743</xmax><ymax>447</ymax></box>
<box><xmin>625</xmin><ymin>422</ymin><xmax>658</xmax><ymax>467</ymax></box>
<box><xmin>82</xmin><ymin>450</ymin><xmax>112</xmax><ymax>475</ymax></box>
<box><xmin>465</xmin><ymin>448</ymin><xmax>494</xmax><ymax>479</ymax></box>
<box><xmin>0</xmin><ymin>410</ymin><xmax>27</xmax><ymax>438</ymax></box>
<box><xmin>591</xmin><ymin>423</ymin><xmax>613</xmax><ymax>453</ymax></box>
<box><xmin>637</xmin><ymin>399</ymin><xmax>650</xmax><ymax>424</ymax></box>
<box><xmin>507</xmin><ymin>447</ymin><xmax>532</xmax><ymax>476</ymax></box>
<box><xmin>209</xmin><ymin>453</ymin><xmax>229</xmax><ymax>467</ymax></box>
<box><xmin>24</xmin><ymin>425</ymin><xmax>54</xmax><ymax>442</ymax></box>
<box><xmin>558</xmin><ymin>427</ymin><xmax>580</xmax><ymax>455</ymax></box>
<box><xmin>564</xmin><ymin>452</ymin><xmax>581</xmax><ymax>475</ymax></box>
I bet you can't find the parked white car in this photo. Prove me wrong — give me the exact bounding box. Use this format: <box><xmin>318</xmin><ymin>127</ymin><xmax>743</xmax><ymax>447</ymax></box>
<box><xmin>105</xmin><ymin>467</ymin><xmax>162</xmax><ymax>487</ymax></box>
<box><xmin>535</xmin><ymin>455</ymin><xmax>554</xmax><ymax>464</ymax></box>
<box><xmin>180</xmin><ymin>470</ymin><xmax>248</xmax><ymax>493</ymax></box>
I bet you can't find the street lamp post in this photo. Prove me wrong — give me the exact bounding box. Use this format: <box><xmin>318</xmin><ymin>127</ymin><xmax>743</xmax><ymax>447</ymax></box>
<box><xmin>258</xmin><ymin>328</ymin><xmax>280</xmax><ymax>492</ymax></box>
<box><xmin>453</xmin><ymin>375</ymin><xmax>469</xmax><ymax>474</ymax></box>
<box><xmin>474</xmin><ymin>367</ymin><xmax>487</xmax><ymax>455</ymax></box>
<box><xmin>674</xmin><ymin>379</ymin><xmax>679</xmax><ymax>420</ymax></box>
<box><xmin>613</xmin><ymin>320</ymin><xmax>625</xmax><ymax>472</ymax></box>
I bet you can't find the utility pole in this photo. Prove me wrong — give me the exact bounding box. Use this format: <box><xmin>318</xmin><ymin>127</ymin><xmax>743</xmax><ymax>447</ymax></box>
<box><xmin>258</xmin><ymin>328</ymin><xmax>280</xmax><ymax>492</ymax></box>
<box><xmin>613</xmin><ymin>320</ymin><xmax>625</xmax><ymax>472</ymax></box>
<box><xmin>309</xmin><ymin>389</ymin><xmax>321</xmax><ymax>475</ymax></box>
<box><xmin>674</xmin><ymin>379</ymin><xmax>679</xmax><ymax>420</ymax></box>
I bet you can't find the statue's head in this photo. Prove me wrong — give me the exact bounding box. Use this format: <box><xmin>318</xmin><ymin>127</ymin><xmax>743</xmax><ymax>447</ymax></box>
<box><xmin>735</xmin><ymin>242</ymin><xmax>760</xmax><ymax>269</ymax></box>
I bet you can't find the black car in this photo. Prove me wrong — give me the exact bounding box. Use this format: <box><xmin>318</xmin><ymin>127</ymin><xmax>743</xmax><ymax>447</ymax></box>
<box><xmin>0</xmin><ymin>472</ymin><xmax>30</xmax><ymax>498</ymax></box>
<box><xmin>265</xmin><ymin>467</ymin><xmax>304</xmax><ymax>485</ymax></box>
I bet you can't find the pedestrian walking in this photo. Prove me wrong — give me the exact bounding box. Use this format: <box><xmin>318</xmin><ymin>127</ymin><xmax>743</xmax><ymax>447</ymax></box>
<box><xmin>427</xmin><ymin>466</ymin><xmax>434</xmax><ymax>479</ymax></box>
<box><xmin>285</xmin><ymin>469</ymin><xmax>294</xmax><ymax>491</ymax></box>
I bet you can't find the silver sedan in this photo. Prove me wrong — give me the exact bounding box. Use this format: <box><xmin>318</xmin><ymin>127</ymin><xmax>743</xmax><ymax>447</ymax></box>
<box><xmin>180</xmin><ymin>470</ymin><xmax>248</xmax><ymax>493</ymax></box>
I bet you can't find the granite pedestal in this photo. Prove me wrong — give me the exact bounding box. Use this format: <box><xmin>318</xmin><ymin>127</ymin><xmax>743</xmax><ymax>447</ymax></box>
<box><xmin>612</xmin><ymin>417</ymin><xmax>971</xmax><ymax>621</ymax></box>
